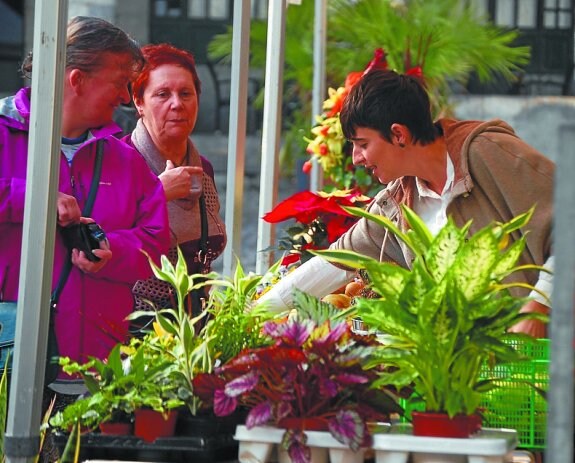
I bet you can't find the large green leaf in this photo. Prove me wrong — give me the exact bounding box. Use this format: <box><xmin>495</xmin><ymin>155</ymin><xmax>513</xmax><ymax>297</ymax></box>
<box><xmin>311</xmin><ymin>248</ymin><xmax>379</xmax><ymax>269</ymax></box>
<box><xmin>451</xmin><ymin>228</ymin><xmax>499</xmax><ymax>301</ymax></box>
<box><xmin>363</xmin><ymin>261</ymin><xmax>411</xmax><ymax>302</ymax></box>
<box><xmin>424</xmin><ymin>219</ymin><xmax>465</xmax><ymax>282</ymax></box>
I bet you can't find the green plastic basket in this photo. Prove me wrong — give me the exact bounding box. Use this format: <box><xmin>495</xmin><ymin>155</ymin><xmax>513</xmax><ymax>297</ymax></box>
<box><xmin>479</xmin><ymin>339</ymin><xmax>549</xmax><ymax>450</ymax></box>
<box><xmin>397</xmin><ymin>339</ymin><xmax>549</xmax><ymax>451</ymax></box>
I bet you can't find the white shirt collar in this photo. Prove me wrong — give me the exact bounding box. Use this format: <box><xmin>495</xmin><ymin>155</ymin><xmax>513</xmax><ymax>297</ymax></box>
<box><xmin>415</xmin><ymin>153</ymin><xmax>454</xmax><ymax>199</ymax></box>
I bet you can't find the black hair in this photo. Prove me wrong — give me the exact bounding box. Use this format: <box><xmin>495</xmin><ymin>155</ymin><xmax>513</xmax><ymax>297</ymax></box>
<box><xmin>340</xmin><ymin>69</ymin><xmax>439</xmax><ymax>145</ymax></box>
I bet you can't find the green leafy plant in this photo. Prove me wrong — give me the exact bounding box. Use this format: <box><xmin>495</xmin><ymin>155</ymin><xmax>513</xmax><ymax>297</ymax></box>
<box><xmin>202</xmin><ymin>260</ymin><xmax>275</xmax><ymax>364</ymax></box>
<box><xmin>193</xmin><ymin>290</ymin><xmax>401</xmax><ymax>463</ymax></box>
<box><xmin>128</xmin><ymin>248</ymin><xmax>219</xmax><ymax>413</ymax></box>
<box><xmin>50</xmin><ymin>336</ymin><xmax>189</xmax><ymax>432</ymax></box>
<box><xmin>314</xmin><ymin>206</ymin><xmax>548</xmax><ymax>418</ymax></box>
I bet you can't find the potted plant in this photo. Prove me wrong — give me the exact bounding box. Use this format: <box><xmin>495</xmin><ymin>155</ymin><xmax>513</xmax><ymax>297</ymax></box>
<box><xmin>173</xmin><ymin>259</ymin><xmax>276</xmax><ymax>436</ymax></box>
<box><xmin>50</xmin><ymin>332</ymin><xmax>189</xmax><ymax>442</ymax></box>
<box><xmin>127</xmin><ymin>249</ymin><xmax>279</xmax><ymax>446</ymax></box>
<box><xmin>315</xmin><ymin>206</ymin><xmax>549</xmax><ymax>438</ymax></box>
<box><xmin>193</xmin><ymin>290</ymin><xmax>402</xmax><ymax>463</ymax></box>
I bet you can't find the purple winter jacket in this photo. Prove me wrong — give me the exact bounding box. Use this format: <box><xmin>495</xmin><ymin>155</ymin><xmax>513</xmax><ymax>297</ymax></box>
<box><xmin>0</xmin><ymin>87</ymin><xmax>170</xmax><ymax>372</ymax></box>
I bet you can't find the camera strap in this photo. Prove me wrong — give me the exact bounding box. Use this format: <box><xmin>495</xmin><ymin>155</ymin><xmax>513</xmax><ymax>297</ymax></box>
<box><xmin>52</xmin><ymin>139</ymin><xmax>104</xmax><ymax>305</ymax></box>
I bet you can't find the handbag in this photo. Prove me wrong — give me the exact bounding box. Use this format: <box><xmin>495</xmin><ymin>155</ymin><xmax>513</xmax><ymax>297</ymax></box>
<box><xmin>131</xmin><ymin>194</ymin><xmax>211</xmax><ymax>333</ymax></box>
<box><xmin>0</xmin><ymin>140</ymin><xmax>104</xmax><ymax>383</ymax></box>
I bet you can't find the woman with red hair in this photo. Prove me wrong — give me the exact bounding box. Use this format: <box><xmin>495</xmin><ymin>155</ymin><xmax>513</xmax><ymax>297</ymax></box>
<box><xmin>123</xmin><ymin>43</ymin><xmax>226</xmax><ymax>316</ymax></box>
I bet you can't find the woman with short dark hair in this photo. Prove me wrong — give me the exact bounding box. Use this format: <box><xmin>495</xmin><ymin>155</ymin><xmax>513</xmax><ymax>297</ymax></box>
<box><xmin>260</xmin><ymin>68</ymin><xmax>554</xmax><ymax>339</ymax></box>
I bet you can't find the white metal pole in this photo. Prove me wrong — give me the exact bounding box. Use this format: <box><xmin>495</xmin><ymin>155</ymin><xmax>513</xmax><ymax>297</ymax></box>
<box><xmin>5</xmin><ymin>1</ymin><xmax>68</xmax><ymax>462</ymax></box>
<box><xmin>309</xmin><ymin>0</ymin><xmax>327</xmax><ymax>193</ymax></box>
<box><xmin>255</xmin><ymin>0</ymin><xmax>286</xmax><ymax>274</ymax></box>
<box><xmin>546</xmin><ymin>123</ymin><xmax>575</xmax><ymax>463</ymax></box>
<box><xmin>222</xmin><ymin>0</ymin><xmax>252</xmax><ymax>277</ymax></box>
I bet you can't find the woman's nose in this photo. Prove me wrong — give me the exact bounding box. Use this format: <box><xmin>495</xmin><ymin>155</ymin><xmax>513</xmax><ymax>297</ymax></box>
<box><xmin>351</xmin><ymin>145</ymin><xmax>364</xmax><ymax>165</ymax></box>
<box><xmin>170</xmin><ymin>95</ymin><xmax>183</xmax><ymax>108</ymax></box>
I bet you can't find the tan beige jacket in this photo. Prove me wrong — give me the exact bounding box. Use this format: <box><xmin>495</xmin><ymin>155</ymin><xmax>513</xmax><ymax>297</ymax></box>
<box><xmin>331</xmin><ymin>119</ymin><xmax>555</xmax><ymax>296</ymax></box>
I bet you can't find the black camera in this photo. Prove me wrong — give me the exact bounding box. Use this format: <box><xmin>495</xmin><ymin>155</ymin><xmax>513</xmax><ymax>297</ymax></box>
<box><xmin>60</xmin><ymin>223</ymin><xmax>107</xmax><ymax>262</ymax></box>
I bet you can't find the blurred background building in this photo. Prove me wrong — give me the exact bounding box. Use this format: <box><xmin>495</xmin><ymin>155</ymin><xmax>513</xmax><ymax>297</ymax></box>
<box><xmin>1</xmin><ymin>0</ymin><xmax>573</xmax><ymax>133</ymax></box>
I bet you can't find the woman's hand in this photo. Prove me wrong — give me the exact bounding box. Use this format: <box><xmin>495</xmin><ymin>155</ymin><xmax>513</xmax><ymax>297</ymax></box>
<box><xmin>57</xmin><ymin>192</ymin><xmax>82</xmax><ymax>227</ymax></box>
<box><xmin>508</xmin><ymin>300</ymin><xmax>549</xmax><ymax>338</ymax></box>
<box><xmin>159</xmin><ymin>160</ymin><xmax>203</xmax><ymax>201</ymax></box>
<box><xmin>70</xmin><ymin>217</ymin><xmax>112</xmax><ymax>273</ymax></box>
<box><xmin>71</xmin><ymin>238</ymin><xmax>112</xmax><ymax>273</ymax></box>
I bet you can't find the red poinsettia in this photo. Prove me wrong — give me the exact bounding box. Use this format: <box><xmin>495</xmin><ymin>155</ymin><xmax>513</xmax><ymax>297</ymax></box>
<box><xmin>263</xmin><ymin>189</ymin><xmax>371</xmax><ymax>265</ymax></box>
<box><xmin>263</xmin><ymin>189</ymin><xmax>370</xmax><ymax>225</ymax></box>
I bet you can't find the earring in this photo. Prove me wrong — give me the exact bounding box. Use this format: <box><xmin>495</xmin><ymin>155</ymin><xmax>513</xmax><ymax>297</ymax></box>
<box><xmin>399</xmin><ymin>142</ymin><xmax>405</xmax><ymax>148</ymax></box>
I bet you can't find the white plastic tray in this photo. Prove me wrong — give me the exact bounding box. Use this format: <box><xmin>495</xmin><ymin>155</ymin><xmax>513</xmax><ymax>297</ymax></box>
<box><xmin>234</xmin><ymin>423</ymin><xmax>518</xmax><ymax>463</ymax></box>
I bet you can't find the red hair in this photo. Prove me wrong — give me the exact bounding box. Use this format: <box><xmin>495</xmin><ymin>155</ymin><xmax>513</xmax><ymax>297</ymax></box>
<box><xmin>132</xmin><ymin>43</ymin><xmax>201</xmax><ymax>102</ymax></box>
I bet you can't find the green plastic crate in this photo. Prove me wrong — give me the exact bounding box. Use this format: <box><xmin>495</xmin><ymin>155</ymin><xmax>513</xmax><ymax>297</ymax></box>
<box><xmin>397</xmin><ymin>339</ymin><xmax>549</xmax><ymax>451</ymax></box>
<box><xmin>479</xmin><ymin>339</ymin><xmax>549</xmax><ymax>450</ymax></box>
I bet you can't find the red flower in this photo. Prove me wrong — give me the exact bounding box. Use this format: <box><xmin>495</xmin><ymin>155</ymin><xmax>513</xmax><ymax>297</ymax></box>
<box><xmin>325</xmin><ymin>215</ymin><xmax>355</xmax><ymax>243</ymax></box>
<box><xmin>362</xmin><ymin>48</ymin><xmax>388</xmax><ymax>76</ymax></box>
<box><xmin>405</xmin><ymin>65</ymin><xmax>423</xmax><ymax>80</ymax></box>
<box><xmin>302</xmin><ymin>160</ymin><xmax>313</xmax><ymax>174</ymax></box>
<box><xmin>281</xmin><ymin>253</ymin><xmax>301</xmax><ymax>266</ymax></box>
<box><xmin>319</xmin><ymin>144</ymin><xmax>328</xmax><ymax>156</ymax></box>
<box><xmin>344</xmin><ymin>71</ymin><xmax>363</xmax><ymax>90</ymax></box>
<box><xmin>263</xmin><ymin>190</ymin><xmax>365</xmax><ymax>225</ymax></box>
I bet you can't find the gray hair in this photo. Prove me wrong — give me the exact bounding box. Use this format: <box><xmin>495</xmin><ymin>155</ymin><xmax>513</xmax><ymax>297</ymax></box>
<box><xmin>21</xmin><ymin>16</ymin><xmax>144</xmax><ymax>78</ymax></box>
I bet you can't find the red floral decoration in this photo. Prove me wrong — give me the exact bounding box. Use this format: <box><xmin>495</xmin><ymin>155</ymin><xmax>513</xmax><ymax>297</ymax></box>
<box><xmin>263</xmin><ymin>189</ymin><xmax>370</xmax><ymax>266</ymax></box>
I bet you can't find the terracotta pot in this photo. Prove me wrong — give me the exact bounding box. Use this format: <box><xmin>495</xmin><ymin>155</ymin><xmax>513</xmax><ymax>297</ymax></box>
<box><xmin>411</xmin><ymin>411</ymin><xmax>482</xmax><ymax>438</ymax></box>
<box><xmin>99</xmin><ymin>421</ymin><xmax>133</xmax><ymax>436</ymax></box>
<box><xmin>278</xmin><ymin>417</ymin><xmax>329</xmax><ymax>432</ymax></box>
<box><xmin>134</xmin><ymin>408</ymin><xmax>178</xmax><ymax>442</ymax></box>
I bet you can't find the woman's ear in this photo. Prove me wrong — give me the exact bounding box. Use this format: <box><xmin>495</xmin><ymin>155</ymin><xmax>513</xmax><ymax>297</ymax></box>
<box><xmin>68</xmin><ymin>69</ymin><xmax>84</xmax><ymax>95</ymax></box>
<box><xmin>133</xmin><ymin>97</ymin><xmax>144</xmax><ymax>117</ymax></box>
<box><xmin>390</xmin><ymin>123</ymin><xmax>410</xmax><ymax>147</ymax></box>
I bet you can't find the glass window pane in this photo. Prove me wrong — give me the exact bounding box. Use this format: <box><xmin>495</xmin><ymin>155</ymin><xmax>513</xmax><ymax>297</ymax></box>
<box><xmin>518</xmin><ymin>0</ymin><xmax>536</xmax><ymax>27</ymax></box>
<box><xmin>558</xmin><ymin>11</ymin><xmax>571</xmax><ymax>28</ymax></box>
<box><xmin>559</xmin><ymin>0</ymin><xmax>571</xmax><ymax>8</ymax></box>
<box><xmin>544</xmin><ymin>11</ymin><xmax>556</xmax><ymax>27</ymax></box>
<box><xmin>495</xmin><ymin>0</ymin><xmax>514</xmax><ymax>26</ymax></box>
<box><xmin>158</xmin><ymin>0</ymin><xmax>183</xmax><ymax>17</ymax></box>
<box><xmin>188</xmin><ymin>0</ymin><xmax>206</xmax><ymax>18</ymax></box>
<box><xmin>209</xmin><ymin>0</ymin><xmax>228</xmax><ymax>19</ymax></box>
<box><xmin>155</xmin><ymin>0</ymin><xmax>168</xmax><ymax>17</ymax></box>
<box><xmin>544</xmin><ymin>0</ymin><xmax>557</xmax><ymax>7</ymax></box>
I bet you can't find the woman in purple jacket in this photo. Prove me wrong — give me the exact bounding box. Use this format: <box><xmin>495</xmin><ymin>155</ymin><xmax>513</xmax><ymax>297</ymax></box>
<box><xmin>0</xmin><ymin>16</ymin><xmax>170</xmax><ymax>402</ymax></box>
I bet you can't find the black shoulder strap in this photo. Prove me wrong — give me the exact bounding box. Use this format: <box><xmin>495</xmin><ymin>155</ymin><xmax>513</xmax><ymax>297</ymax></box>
<box><xmin>52</xmin><ymin>140</ymin><xmax>104</xmax><ymax>303</ymax></box>
<box><xmin>197</xmin><ymin>195</ymin><xmax>210</xmax><ymax>272</ymax></box>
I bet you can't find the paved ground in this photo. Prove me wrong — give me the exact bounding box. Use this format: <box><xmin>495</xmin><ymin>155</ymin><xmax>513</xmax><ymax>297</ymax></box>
<box><xmin>192</xmin><ymin>132</ymin><xmax>302</xmax><ymax>274</ymax></box>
